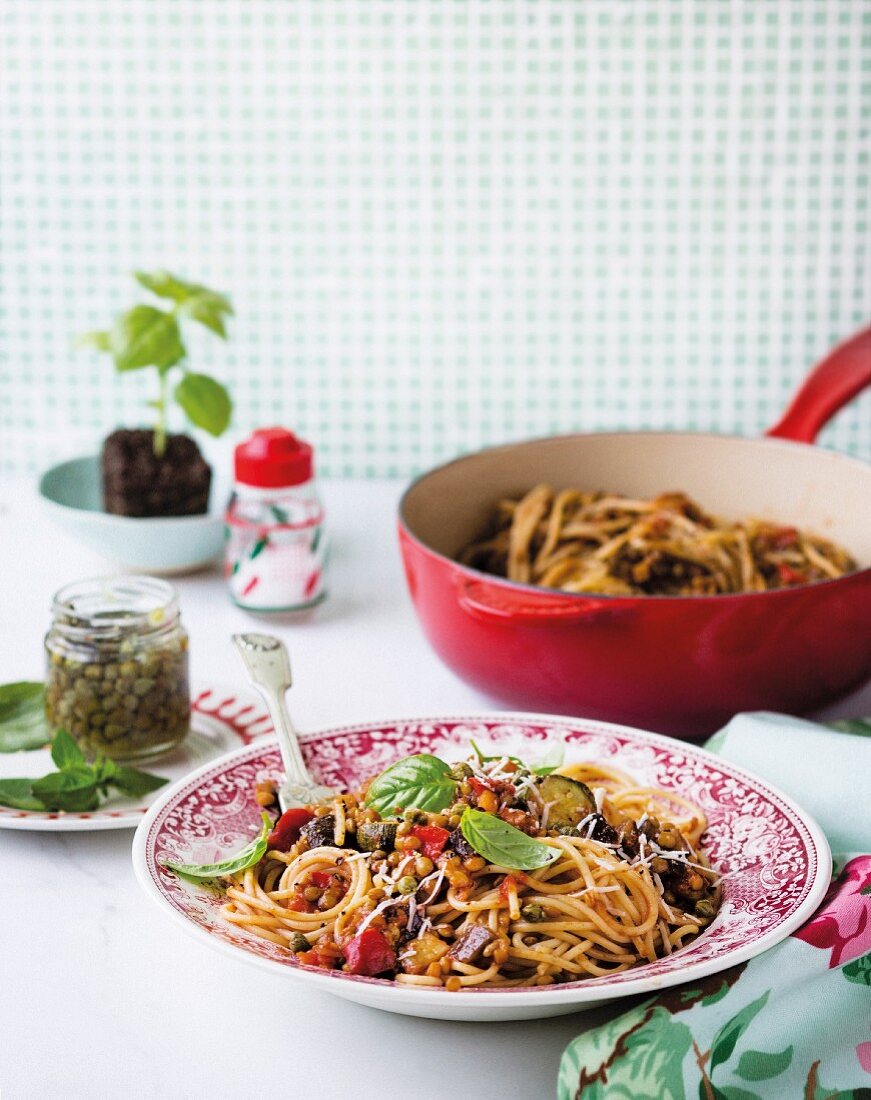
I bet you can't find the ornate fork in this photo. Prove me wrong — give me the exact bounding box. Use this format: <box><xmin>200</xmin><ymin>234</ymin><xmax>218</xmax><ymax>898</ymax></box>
<box><xmin>232</xmin><ymin>633</ymin><xmax>335</xmax><ymax>811</ymax></box>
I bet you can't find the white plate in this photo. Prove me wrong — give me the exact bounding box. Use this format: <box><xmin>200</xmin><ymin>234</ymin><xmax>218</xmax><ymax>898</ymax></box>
<box><xmin>0</xmin><ymin>686</ymin><xmax>272</xmax><ymax>831</ymax></box>
<box><xmin>132</xmin><ymin>712</ymin><xmax>831</xmax><ymax>1021</ymax></box>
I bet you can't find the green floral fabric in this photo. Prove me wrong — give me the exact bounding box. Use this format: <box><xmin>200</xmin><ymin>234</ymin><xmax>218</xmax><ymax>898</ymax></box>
<box><xmin>559</xmin><ymin>714</ymin><xmax>871</xmax><ymax>1100</ymax></box>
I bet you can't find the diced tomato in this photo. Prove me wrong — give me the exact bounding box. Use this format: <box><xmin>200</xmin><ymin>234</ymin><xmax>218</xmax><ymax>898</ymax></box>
<box><xmin>410</xmin><ymin>824</ymin><xmax>451</xmax><ymax>860</ymax></box>
<box><xmin>310</xmin><ymin>870</ymin><xmax>336</xmax><ymax>889</ymax></box>
<box><xmin>771</xmin><ymin>527</ymin><xmax>798</xmax><ymax>550</ymax></box>
<box><xmin>499</xmin><ymin>875</ymin><xmax>518</xmax><ymax>903</ymax></box>
<box><xmin>287</xmin><ymin>891</ymin><xmax>316</xmax><ymax>914</ymax></box>
<box><xmin>344</xmin><ymin>928</ymin><xmax>396</xmax><ymax>976</ymax></box>
<box><xmin>777</xmin><ymin>562</ymin><xmax>807</xmax><ymax>586</ymax></box>
<box><xmin>298</xmin><ymin>947</ymin><xmax>336</xmax><ymax>969</ymax></box>
<box><xmin>469</xmin><ymin>775</ymin><xmax>497</xmax><ymax>797</ymax></box>
<box><xmin>267</xmin><ymin>808</ymin><xmax>315</xmax><ymax>851</ymax></box>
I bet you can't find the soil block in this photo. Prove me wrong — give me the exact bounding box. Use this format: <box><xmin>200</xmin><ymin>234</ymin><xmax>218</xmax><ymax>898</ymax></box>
<box><xmin>102</xmin><ymin>429</ymin><xmax>212</xmax><ymax>517</ymax></box>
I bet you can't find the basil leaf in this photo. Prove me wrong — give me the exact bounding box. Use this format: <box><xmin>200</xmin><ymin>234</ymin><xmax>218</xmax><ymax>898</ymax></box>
<box><xmin>174</xmin><ymin>372</ymin><xmax>232</xmax><ymax>436</ymax></box>
<box><xmin>75</xmin><ymin>330</ymin><xmax>112</xmax><ymax>351</ymax></box>
<box><xmin>460</xmin><ymin>808</ymin><xmax>560</xmax><ymax>871</ymax></box>
<box><xmin>51</xmin><ymin>729</ymin><xmax>85</xmax><ymax>770</ymax></box>
<box><xmin>111</xmin><ymin>765</ymin><xmax>168</xmax><ymax>798</ymax></box>
<box><xmin>468</xmin><ymin>739</ymin><xmax>524</xmax><ymax>768</ymax></box>
<box><xmin>531</xmin><ymin>744</ymin><xmax>565</xmax><ymax>777</ymax></box>
<box><xmin>0</xmin><ymin>681</ymin><xmax>51</xmax><ymax>752</ymax></box>
<box><xmin>178</xmin><ymin>293</ymin><xmax>231</xmax><ymax>338</ymax></box>
<box><xmin>135</xmin><ymin>270</ymin><xmax>234</xmax><ymax>314</ymax></box>
<box><xmin>365</xmin><ymin>754</ymin><xmax>456</xmax><ymax>815</ymax></box>
<box><xmin>93</xmin><ymin>754</ymin><xmax>117</xmax><ymax>785</ymax></box>
<box><xmin>111</xmin><ymin>305</ymin><xmax>185</xmax><ymax>372</ymax></box>
<box><xmin>0</xmin><ymin>778</ymin><xmax>47</xmax><ymax>811</ymax></box>
<box><xmin>164</xmin><ymin>812</ymin><xmax>272</xmax><ymax>879</ymax></box>
<box><xmin>31</xmin><ymin>768</ymin><xmax>101</xmax><ymax>812</ymax></box>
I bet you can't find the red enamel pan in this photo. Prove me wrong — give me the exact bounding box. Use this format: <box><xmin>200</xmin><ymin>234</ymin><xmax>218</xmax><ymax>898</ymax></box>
<box><xmin>399</xmin><ymin>327</ymin><xmax>871</xmax><ymax>740</ymax></box>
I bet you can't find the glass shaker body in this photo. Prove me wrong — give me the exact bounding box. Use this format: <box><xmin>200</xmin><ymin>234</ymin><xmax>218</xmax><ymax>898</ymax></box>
<box><xmin>225</xmin><ymin>481</ymin><xmax>327</xmax><ymax>611</ymax></box>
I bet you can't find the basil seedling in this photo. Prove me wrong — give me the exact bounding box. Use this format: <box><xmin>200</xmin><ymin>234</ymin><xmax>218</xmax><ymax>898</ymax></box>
<box><xmin>78</xmin><ymin>269</ymin><xmax>233</xmax><ymax>456</ymax></box>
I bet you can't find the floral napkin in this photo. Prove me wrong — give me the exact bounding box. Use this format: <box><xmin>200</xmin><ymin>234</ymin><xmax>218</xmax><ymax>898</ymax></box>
<box><xmin>558</xmin><ymin>713</ymin><xmax>871</xmax><ymax>1100</ymax></box>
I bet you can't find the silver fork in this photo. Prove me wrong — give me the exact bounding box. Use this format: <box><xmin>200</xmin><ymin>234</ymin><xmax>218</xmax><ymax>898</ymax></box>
<box><xmin>232</xmin><ymin>633</ymin><xmax>336</xmax><ymax>811</ymax></box>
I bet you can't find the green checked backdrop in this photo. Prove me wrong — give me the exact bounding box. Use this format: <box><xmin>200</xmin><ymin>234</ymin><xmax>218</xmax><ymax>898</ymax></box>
<box><xmin>1</xmin><ymin>0</ymin><xmax>869</xmax><ymax>478</ymax></box>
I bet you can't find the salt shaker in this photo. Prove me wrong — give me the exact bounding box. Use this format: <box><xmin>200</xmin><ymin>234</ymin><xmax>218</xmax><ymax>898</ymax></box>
<box><xmin>224</xmin><ymin>428</ymin><xmax>327</xmax><ymax>611</ymax></box>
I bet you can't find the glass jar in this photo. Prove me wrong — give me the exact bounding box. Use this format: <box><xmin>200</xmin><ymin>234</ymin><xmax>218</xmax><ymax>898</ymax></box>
<box><xmin>44</xmin><ymin>576</ymin><xmax>190</xmax><ymax>763</ymax></box>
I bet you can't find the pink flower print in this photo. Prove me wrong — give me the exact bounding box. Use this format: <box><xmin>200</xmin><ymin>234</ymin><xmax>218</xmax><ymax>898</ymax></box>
<box><xmin>793</xmin><ymin>855</ymin><xmax>871</xmax><ymax>967</ymax></box>
<box><xmin>857</xmin><ymin>1042</ymin><xmax>871</xmax><ymax>1074</ymax></box>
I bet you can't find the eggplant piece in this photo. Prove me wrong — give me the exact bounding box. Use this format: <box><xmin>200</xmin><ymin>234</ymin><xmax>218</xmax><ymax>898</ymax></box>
<box><xmin>583</xmin><ymin>812</ymin><xmax>619</xmax><ymax>845</ymax></box>
<box><xmin>448</xmin><ymin>828</ymin><xmax>476</xmax><ymax>860</ymax></box>
<box><xmin>400</xmin><ymin>932</ymin><xmax>450</xmax><ymax>975</ymax></box>
<box><xmin>356</xmin><ymin>821</ymin><xmax>398</xmax><ymax>853</ymax></box>
<box><xmin>616</xmin><ymin>819</ymin><xmax>640</xmax><ymax>857</ymax></box>
<box><xmin>448</xmin><ymin>924</ymin><xmax>496</xmax><ymax>965</ymax></box>
<box><xmin>300</xmin><ymin>814</ymin><xmax>336</xmax><ymax>850</ymax></box>
<box><xmin>539</xmin><ymin>774</ymin><xmax>596</xmax><ymax>829</ymax></box>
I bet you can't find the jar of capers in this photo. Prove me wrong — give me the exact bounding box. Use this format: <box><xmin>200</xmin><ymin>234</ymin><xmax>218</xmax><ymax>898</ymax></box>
<box><xmin>45</xmin><ymin>576</ymin><xmax>190</xmax><ymax>762</ymax></box>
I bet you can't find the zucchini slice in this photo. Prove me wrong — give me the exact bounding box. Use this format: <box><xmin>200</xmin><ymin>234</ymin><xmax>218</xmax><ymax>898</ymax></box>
<box><xmin>356</xmin><ymin>821</ymin><xmax>398</xmax><ymax>853</ymax></box>
<box><xmin>539</xmin><ymin>774</ymin><xmax>596</xmax><ymax>829</ymax></box>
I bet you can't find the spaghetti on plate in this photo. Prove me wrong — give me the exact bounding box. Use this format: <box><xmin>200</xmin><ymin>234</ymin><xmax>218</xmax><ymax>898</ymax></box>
<box><xmin>191</xmin><ymin>749</ymin><xmax>723</xmax><ymax>990</ymax></box>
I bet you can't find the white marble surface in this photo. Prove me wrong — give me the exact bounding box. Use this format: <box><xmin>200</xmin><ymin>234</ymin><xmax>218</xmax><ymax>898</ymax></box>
<box><xmin>1</xmin><ymin>476</ymin><xmax>868</xmax><ymax>1100</ymax></box>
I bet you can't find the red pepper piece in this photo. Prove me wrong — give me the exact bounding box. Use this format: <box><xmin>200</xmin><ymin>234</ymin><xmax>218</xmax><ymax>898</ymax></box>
<box><xmin>267</xmin><ymin>808</ymin><xmax>315</xmax><ymax>851</ymax></box>
<box><xmin>777</xmin><ymin>562</ymin><xmax>807</xmax><ymax>586</ymax></box>
<box><xmin>344</xmin><ymin>927</ymin><xmax>396</xmax><ymax>976</ymax></box>
<box><xmin>410</xmin><ymin>824</ymin><xmax>451</xmax><ymax>860</ymax></box>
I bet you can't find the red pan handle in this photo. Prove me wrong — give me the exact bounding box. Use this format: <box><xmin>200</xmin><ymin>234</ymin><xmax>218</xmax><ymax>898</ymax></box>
<box><xmin>766</xmin><ymin>326</ymin><xmax>871</xmax><ymax>444</ymax></box>
<box><xmin>456</xmin><ymin>576</ymin><xmax>619</xmax><ymax>626</ymax></box>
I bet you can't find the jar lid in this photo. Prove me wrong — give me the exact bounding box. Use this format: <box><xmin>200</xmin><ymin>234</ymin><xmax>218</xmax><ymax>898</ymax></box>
<box><xmin>234</xmin><ymin>428</ymin><xmax>314</xmax><ymax>488</ymax></box>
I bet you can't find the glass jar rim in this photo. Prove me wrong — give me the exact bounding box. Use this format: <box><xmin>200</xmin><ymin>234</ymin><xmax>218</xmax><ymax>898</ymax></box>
<box><xmin>50</xmin><ymin>575</ymin><xmax>180</xmax><ymax>638</ymax></box>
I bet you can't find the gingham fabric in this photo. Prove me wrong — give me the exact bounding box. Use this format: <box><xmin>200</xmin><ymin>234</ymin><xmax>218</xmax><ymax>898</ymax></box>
<box><xmin>1</xmin><ymin>0</ymin><xmax>868</xmax><ymax>477</ymax></box>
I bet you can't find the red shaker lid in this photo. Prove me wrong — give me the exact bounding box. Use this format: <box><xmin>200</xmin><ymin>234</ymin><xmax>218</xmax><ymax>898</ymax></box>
<box><xmin>234</xmin><ymin>428</ymin><xmax>314</xmax><ymax>488</ymax></box>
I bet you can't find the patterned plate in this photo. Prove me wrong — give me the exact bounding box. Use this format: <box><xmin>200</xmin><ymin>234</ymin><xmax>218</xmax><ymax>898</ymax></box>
<box><xmin>0</xmin><ymin>686</ymin><xmax>273</xmax><ymax>832</ymax></box>
<box><xmin>132</xmin><ymin>714</ymin><xmax>831</xmax><ymax>1021</ymax></box>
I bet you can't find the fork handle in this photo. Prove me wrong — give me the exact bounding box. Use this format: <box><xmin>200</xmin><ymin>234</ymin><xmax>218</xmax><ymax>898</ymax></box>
<box><xmin>232</xmin><ymin>636</ymin><xmax>314</xmax><ymax>788</ymax></box>
<box><xmin>253</xmin><ymin>682</ymin><xmax>314</xmax><ymax>790</ymax></box>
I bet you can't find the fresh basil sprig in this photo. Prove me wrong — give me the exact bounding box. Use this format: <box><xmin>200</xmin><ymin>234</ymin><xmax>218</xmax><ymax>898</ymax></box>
<box><xmin>78</xmin><ymin>269</ymin><xmax>233</xmax><ymax>456</ymax></box>
<box><xmin>365</xmin><ymin>753</ymin><xmax>457</xmax><ymax>815</ymax></box>
<box><xmin>163</xmin><ymin>813</ymin><xmax>272</xmax><ymax>879</ymax></box>
<box><xmin>0</xmin><ymin>730</ymin><xmax>168</xmax><ymax>812</ymax></box>
<box><xmin>459</xmin><ymin>808</ymin><xmax>560</xmax><ymax>871</ymax></box>
<box><xmin>0</xmin><ymin>681</ymin><xmax>51</xmax><ymax>753</ymax></box>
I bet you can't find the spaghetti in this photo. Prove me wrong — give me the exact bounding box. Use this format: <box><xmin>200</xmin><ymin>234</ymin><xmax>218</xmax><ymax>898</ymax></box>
<box><xmin>460</xmin><ymin>487</ymin><xmax>855</xmax><ymax>596</ymax></box>
<box><xmin>217</xmin><ymin>750</ymin><xmax>722</xmax><ymax>989</ymax></box>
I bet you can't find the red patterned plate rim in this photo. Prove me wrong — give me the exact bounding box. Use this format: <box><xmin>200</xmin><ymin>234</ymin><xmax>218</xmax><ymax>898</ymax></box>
<box><xmin>132</xmin><ymin>711</ymin><xmax>831</xmax><ymax>1009</ymax></box>
<box><xmin>0</xmin><ymin>685</ymin><xmax>273</xmax><ymax>831</ymax></box>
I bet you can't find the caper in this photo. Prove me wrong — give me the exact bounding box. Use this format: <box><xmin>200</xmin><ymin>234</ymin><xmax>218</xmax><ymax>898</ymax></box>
<box><xmin>290</xmin><ymin>933</ymin><xmax>312</xmax><ymax>953</ymax></box>
<box><xmin>397</xmin><ymin>876</ymin><xmax>418</xmax><ymax>895</ymax></box>
<box><xmin>695</xmin><ymin>899</ymin><xmax>717</xmax><ymax>920</ymax></box>
<box><xmin>521</xmin><ymin>903</ymin><xmax>546</xmax><ymax>922</ymax></box>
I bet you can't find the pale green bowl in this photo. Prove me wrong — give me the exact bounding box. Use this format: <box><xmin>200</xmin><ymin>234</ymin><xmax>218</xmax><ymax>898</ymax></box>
<box><xmin>38</xmin><ymin>456</ymin><xmax>226</xmax><ymax>574</ymax></box>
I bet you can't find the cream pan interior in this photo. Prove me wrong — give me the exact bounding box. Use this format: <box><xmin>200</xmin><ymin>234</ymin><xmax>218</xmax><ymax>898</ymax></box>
<box><xmin>402</xmin><ymin>432</ymin><xmax>871</xmax><ymax>570</ymax></box>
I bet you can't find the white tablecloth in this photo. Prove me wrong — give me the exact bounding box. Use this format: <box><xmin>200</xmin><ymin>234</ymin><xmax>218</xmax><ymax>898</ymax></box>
<box><xmin>1</xmin><ymin>476</ymin><xmax>868</xmax><ymax>1100</ymax></box>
